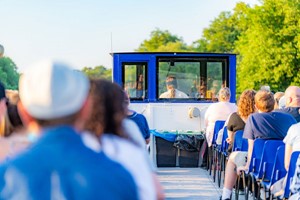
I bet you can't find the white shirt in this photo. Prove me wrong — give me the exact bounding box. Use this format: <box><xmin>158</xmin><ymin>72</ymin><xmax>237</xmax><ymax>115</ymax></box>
<box><xmin>122</xmin><ymin>119</ymin><xmax>146</xmax><ymax>149</ymax></box>
<box><xmin>159</xmin><ymin>89</ymin><xmax>188</xmax><ymax>98</ymax></box>
<box><xmin>81</xmin><ymin>132</ymin><xmax>156</xmax><ymax>200</ymax></box>
<box><xmin>284</xmin><ymin>122</ymin><xmax>300</xmax><ymax>151</ymax></box>
<box><xmin>204</xmin><ymin>101</ymin><xmax>237</xmax><ymax>147</ymax></box>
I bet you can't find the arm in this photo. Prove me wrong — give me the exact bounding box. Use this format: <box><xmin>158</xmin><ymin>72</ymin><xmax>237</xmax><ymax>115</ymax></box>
<box><xmin>245</xmin><ymin>139</ymin><xmax>254</xmax><ymax>169</ymax></box>
<box><xmin>226</xmin><ymin>130</ymin><xmax>234</xmax><ymax>144</ymax></box>
<box><xmin>236</xmin><ymin>139</ymin><xmax>254</xmax><ymax>174</ymax></box>
<box><xmin>285</xmin><ymin>143</ymin><xmax>293</xmax><ymax>171</ymax></box>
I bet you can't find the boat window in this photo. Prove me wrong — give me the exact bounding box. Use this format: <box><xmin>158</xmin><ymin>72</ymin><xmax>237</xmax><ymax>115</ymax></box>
<box><xmin>157</xmin><ymin>58</ymin><xmax>227</xmax><ymax>101</ymax></box>
<box><xmin>122</xmin><ymin>63</ymin><xmax>147</xmax><ymax>100</ymax></box>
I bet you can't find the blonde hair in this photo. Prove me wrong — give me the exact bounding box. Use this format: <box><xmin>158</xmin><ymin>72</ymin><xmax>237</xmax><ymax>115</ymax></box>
<box><xmin>218</xmin><ymin>87</ymin><xmax>231</xmax><ymax>101</ymax></box>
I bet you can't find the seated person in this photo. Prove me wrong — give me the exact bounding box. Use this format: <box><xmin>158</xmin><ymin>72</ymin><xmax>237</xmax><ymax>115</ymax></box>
<box><xmin>226</xmin><ymin>89</ymin><xmax>256</xmax><ymax>151</ymax></box>
<box><xmin>284</xmin><ymin>122</ymin><xmax>300</xmax><ymax>170</ymax></box>
<box><xmin>273</xmin><ymin>91</ymin><xmax>284</xmax><ymax>109</ymax></box>
<box><xmin>124</xmin><ymin>92</ymin><xmax>151</xmax><ymax>144</ymax></box>
<box><xmin>275</xmin><ymin>86</ymin><xmax>300</xmax><ymax>122</ymax></box>
<box><xmin>204</xmin><ymin>87</ymin><xmax>237</xmax><ymax>147</ymax></box>
<box><xmin>159</xmin><ymin>75</ymin><xmax>188</xmax><ymax>98</ymax></box>
<box><xmin>220</xmin><ymin>90</ymin><xmax>296</xmax><ymax>200</ymax></box>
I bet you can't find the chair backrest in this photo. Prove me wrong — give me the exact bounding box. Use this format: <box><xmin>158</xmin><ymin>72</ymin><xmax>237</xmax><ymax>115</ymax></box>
<box><xmin>249</xmin><ymin>139</ymin><xmax>267</xmax><ymax>173</ymax></box>
<box><xmin>233</xmin><ymin>130</ymin><xmax>248</xmax><ymax>151</ymax></box>
<box><xmin>221</xmin><ymin>127</ymin><xmax>228</xmax><ymax>152</ymax></box>
<box><xmin>212</xmin><ymin>120</ymin><xmax>225</xmax><ymax>145</ymax></box>
<box><xmin>284</xmin><ymin>151</ymin><xmax>300</xmax><ymax>198</ymax></box>
<box><xmin>270</xmin><ymin>145</ymin><xmax>286</xmax><ymax>185</ymax></box>
<box><xmin>257</xmin><ymin>140</ymin><xmax>284</xmax><ymax>180</ymax></box>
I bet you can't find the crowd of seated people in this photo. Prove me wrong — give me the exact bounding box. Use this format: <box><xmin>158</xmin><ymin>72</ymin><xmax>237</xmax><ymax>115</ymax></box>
<box><xmin>2</xmin><ymin>53</ymin><xmax>300</xmax><ymax>200</ymax></box>
<box><xmin>0</xmin><ymin>61</ymin><xmax>164</xmax><ymax>199</ymax></box>
<box><xmin>205</xmin><ymin>87</ymin><xmax>237</xmax><ymax>148</ymax></box>
<box><xmin>225</xmin><ymin>89</ymin><xmax>256</xmax><ymax>152</ymax></box>
<box><xmin>218</xmin><ymin>87</ymin><xmax>300</xmax><ymax>200</ymax></box>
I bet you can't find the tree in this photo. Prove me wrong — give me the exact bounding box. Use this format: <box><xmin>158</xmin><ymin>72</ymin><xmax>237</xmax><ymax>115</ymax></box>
<box><xmin>236</xmin><ymin>0</ymin><xmax>300</xmax><ymax>92</ymax></box>
<box><xmin>0</xmin><ymin>57</ymin><xmax>20</xmax><ymax>90</ymax></box>
<box><xmin>81</xmin><ymin>65</ymin><xmax>112</xmax><ymax>80</ymax></box>
<box><xmin>136</xmin><ymin>28</ymin><xmax>188</xmax><ymax>52</ymax></box>
<box><xmin>192</xmin><ymin>6</ymin><xmax>248</xmax><ymax>53</ymax></box>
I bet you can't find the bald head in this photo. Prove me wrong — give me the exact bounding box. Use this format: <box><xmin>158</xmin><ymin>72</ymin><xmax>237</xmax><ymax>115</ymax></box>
<box><xmin>285</xmin><ymin>86</ymin><xmax>300</xmax><ymax>107</ymax></box>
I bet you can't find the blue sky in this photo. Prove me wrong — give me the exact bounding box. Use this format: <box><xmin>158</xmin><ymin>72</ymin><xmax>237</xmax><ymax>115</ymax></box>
<box><xmin>1</xmin><ymin>0</ymin><xmax>259</xmax><ymax>71</ymax></box>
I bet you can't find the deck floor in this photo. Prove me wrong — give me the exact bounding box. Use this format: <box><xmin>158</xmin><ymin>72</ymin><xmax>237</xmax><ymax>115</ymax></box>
<box><xmin>157</xmin><ymin>167</ymin><xmax>247</xmax><ymax>200</ymax></box>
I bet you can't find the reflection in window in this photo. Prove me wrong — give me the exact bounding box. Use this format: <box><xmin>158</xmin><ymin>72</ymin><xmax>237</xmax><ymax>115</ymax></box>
<box><xmin>158</xmin><ymin>58</ymin><xmax>227</xmax><ymax>100</ymax></box>
<box><xmin>123</xmin><ymin>63</ymin><xmax>147</xmax><ymax>99</ymax></box>
<box><xmin>206</xmin><ymin>62</ymin><xmax>223</xmax><ymax>99</ymax></box>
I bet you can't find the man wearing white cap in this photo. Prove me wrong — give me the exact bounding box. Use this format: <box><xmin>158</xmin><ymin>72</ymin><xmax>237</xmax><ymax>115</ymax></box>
<box><xmin>0</xmin><ymin>61</ymin><xmax>138</xmax><ymax>199</ymax></box>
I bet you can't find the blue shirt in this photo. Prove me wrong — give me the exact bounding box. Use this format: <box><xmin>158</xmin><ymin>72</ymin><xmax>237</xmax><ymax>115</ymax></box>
<box><xmin>128</xmin><ymin>111</ymin><xmax>150</xmax><ymax>140</ymax></box>
<box><xmin>0</xmin><ymin>126</ymin><xmax>138</xmax><ymax>200</ymax></box>
<box><xmin>243</xmin><ymin>111</ymin><xmax>296</xmax><ymax>140</ymax></box>
<box><xmin>275</xmin><ymin>107</ymin><xmax>300</xmax><ymax>122</ymax></box>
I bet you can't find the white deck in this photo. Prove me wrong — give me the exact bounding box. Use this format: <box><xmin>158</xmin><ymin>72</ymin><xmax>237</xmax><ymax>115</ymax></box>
<box><xmin>158</xmin><ymin>167</ymin><xmax>247</xmax><ymax>200</ymax></box>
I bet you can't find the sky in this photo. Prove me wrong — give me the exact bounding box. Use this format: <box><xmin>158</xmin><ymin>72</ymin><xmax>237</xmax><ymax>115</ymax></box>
<box><xmin>1</xmin><ymin>0</ymin><xmax>259</xmax><ymax>72</ymax></box>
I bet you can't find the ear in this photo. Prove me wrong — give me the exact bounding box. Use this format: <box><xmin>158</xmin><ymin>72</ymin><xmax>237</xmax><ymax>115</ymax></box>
<box><xmin>286</xmin><ymin>97</ymin><xmax>292</xmax><ymax>106</ymax></box>
<box><xmin>17</xmin><ymin>101</ymin><xmax>34</xmax><ymax>127</ymax></box>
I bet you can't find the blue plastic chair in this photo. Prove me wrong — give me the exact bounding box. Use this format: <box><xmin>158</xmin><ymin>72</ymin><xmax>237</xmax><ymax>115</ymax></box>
<box><xmin>217</xmin><ymin>127</ymin><xmax>229</xmax><ymax>187</ymax></box>
<box><xmin>260</xmin><ymin>145</ymin><xmax>286</xmax><ymax>199</ymax></box>
<box><xmin>255</xmin><ymin>140</ymin><xmax>284</xmax><ymax>199</ymax></box>
<box><xmin>233</xmin><ymin>130</ymin><xmax>248</xmax><ymax>152</ymax></box>
<box><xmin>243</xmin><ymin>139</ymin><xmax>267</xmax><ymax>200</ymax></box>
<box><xmin>208</xmin><ymin>120</ymin><xmax>225</xmax><ymax>178</ymax></box>
<box><xmin>283</xmin><ymin>151</ymin><xmax>300</xmax><ymax>199</ymax></box>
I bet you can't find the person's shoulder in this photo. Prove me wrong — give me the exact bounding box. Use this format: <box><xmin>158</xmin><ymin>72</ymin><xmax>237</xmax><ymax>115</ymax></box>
<box><xmin>289</xmin><ymin>122</ymin><xmax>300</xmax><ymax>131</ymax></box>
<box><xmin>122</xmin><ymin>119</ymin><xmax>146</xmax><ymax>148</ymax></box>
<box><xmin>159</xmin><ymin>91</ymin><xmax>169</xmax><ymax>98</ymax></box>
<box><xmin>272</xmin><ymin>110</ymin><xmax>295</xmax><ymax>118</ymax></box>
<box><xmin>229</xmin><ymin>112</ymin><xmax>239</xmax><ymax>119</ymax></box>
<box><xmin>102</xmin><ymin>134</ymin><xmax>140</xmax><ymax>152</ymax></box>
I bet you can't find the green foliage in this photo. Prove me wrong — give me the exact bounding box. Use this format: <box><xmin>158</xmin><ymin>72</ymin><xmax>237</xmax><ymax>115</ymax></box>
<box><xmin>236</xmin><ymin>0</ymin><xmax>300</xmax><ymax>92</ymax></box>
<box><xmin>81</xmin><ymin>65</ymin><xmax>112</xmax><ymax>80</ymax></box>
<box><xmin>0</xmin><ymin>57</ymin><xmax>20</xmax><ymax>90</ymax></box>
<box><xmin>136</xmin><ymin>28</ymin><xmax>188</xmax><ymax>52</ymax></box>
<box><xmin>135</xmin><ymin>0</ymin><xmax>300</xmax><ymax>94</ymax></box>
<box><xmin>192</xmin><ymin>6</ymin><xmax>248</xmax><ymax>53</ymax></box>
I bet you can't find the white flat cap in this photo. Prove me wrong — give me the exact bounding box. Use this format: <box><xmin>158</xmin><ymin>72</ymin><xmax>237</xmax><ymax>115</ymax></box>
<box><xmin>19</xmin><ymin>60</ymin><xmax>90</xmax><ymax>119</ymax></box>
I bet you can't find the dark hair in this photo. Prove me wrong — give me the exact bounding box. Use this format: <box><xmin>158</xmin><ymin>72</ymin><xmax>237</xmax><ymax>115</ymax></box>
<box><xmin>7</xmin><ymin>104</ymin><xmax>23</xmax><ymax>128</ymax></box>
<box><xmin>85</xmin><ymin>79</ymin><xmax>127</xmax><ymax>138</ymax></box>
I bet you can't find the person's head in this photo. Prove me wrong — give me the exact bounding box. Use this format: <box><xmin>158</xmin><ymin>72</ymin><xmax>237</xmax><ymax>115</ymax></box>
<box><xmin>166</xmin><ymin>75</ymin><xmax>177</xmax><ymax>90</ymax></box>
<box><xmin>5</xmin><ymin>90</ymin><xmax>20</xmax><ymax>105</ymax></box>
<box><xmin>273</xmin><ymin>91</ymin><xmax>285</xmax><ymax>109</ymax></box>
<box><xmin>4</xmin><ymin>103</ymin><xmax>24</xmax><ymax>136</ymax></box>
<box><xmin>284</xmin><ymin>86</ymin><xmax>300</xmax><ymax>107</ymax></box>
<box><xmin>255</xmin><ymin>90</ymin><xmax>275</xmax><ymax>113</ymax></box>
<box><xmin>237</xmin><ymin>89</ymin><xmax>256</xmax><ymax>119</ymax></box>
<box><xmin>218</xmin><ymin>87</ymin><xmax>231</xmax><ymax>102</ymax></box>
<box><xmin>260</xmin><ymin>85</ymin><xmax>271</xmax><ymax>92</ymax></box>
<box><xmin>278</xmin><ymin>96</ymin><xmax>286</xmax><ymax>109</ymax></box>
<box><xmin>18</xmin><ymin>60</ymin><xmax>91</xmax><ymax>130</ymax></box>
<box><xmin>1</xmin><ymin>91</ymin><xmax>23</xmax><ymax>136</ymax></box>
<box><xmin>0</xmin><ymin>44</ymin><xmax>4</xmax><ymax>57</ymax></box>
<box><xmin>85</xmin><ymin>79</ymin><xmax>127</xmax><ymax>138</ymax></box>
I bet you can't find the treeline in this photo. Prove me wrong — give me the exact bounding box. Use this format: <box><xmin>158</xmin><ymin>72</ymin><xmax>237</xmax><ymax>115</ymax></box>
<box><xmin>1</xmin><ymin>0</ymin><xmax>299</xmax><ymax>93</ymax></box>
<box><xmin>135</xmin><ymin>0</ymin><xmax>300</xmax><ymax>94</ymax></box>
